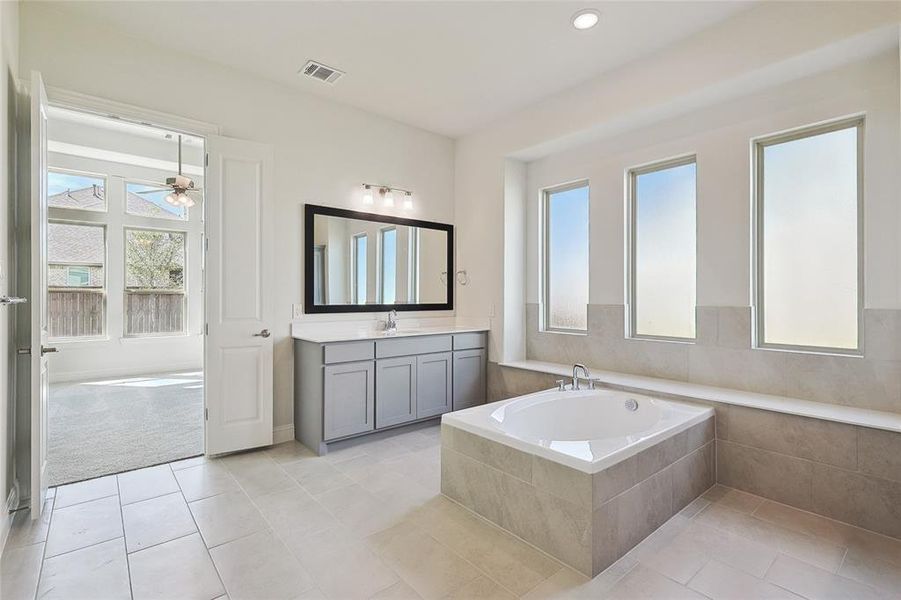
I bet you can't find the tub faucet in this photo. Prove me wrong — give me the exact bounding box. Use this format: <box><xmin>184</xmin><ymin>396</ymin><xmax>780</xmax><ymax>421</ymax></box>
<box><xmin>572</xmin><ymin>363</ymin><xmax>590</xmax><ymax>390</ymax></box>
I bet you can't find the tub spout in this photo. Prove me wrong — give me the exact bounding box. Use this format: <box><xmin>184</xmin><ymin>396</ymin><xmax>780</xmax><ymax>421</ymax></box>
<box><xmin>572</xmin><ymin>363</ymin><xmax>590</xmax><ymax>390</ymax></box>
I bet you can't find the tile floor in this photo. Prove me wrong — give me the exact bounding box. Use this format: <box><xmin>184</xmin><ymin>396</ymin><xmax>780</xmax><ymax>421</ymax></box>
<box><xmin>3</xmin><ymin>423</ymin><xmax>901</xmax><ymax>599</ymax></box>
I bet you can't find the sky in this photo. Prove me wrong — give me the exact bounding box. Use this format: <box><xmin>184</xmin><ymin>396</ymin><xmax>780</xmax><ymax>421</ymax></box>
<box><xmin>634</xmin><ymin>162</ymin><xmax>696</xmax><ymax>339</ymax></box>
<box><xmin>546</xmin><ymin>185</ymin><xmax>590</xmax><ymax>330</ymax></box>
<box><xmin>762</xmin><ymin>126</ymin><xmax>857</xmax><ymax>349</ymax></box>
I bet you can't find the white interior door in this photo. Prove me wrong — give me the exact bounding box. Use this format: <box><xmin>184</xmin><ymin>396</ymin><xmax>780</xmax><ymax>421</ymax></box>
<box><xmin>204</xmin><ymin>135</ymin><xmax>274</xmax><ymax>455</ymax></box>
<box><xmin>30</xmin><ymin>71</ymin><xmax>50</xmax><ymax>518</ymax></box>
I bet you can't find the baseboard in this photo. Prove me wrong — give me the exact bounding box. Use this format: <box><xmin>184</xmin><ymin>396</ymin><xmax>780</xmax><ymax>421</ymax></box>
<box><xmin>50</xmin><ymin>363</ymin><xmax>203</xmax><ymax>383</ymax></box>
<box><xmin>273</xmin><ymin>424</ymin><xmax>295</xmax><ymax>445</ymax></box>
<box><xmin>1</xmin><ymin>484</ymin><xmax>19</xmax><ymax>555</ymax></box>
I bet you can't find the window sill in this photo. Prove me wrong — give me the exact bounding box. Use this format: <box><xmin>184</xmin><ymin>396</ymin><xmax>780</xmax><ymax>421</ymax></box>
<box><xmin>753</xmin><ymin>344</ymin><xmax>863</xmax><ymax>359</ymax></box>
<box><xmin>539</xmin><ymin>329</ymin><xmax>588</xmax><ymax>337</ymax></box>
<box><xmin>120</xmin><ymin>334</ymin><xmax>198</xmax><ymax>343</ymax></box>
<box><xmin>628</xmin><ymin>334</ymin><xmax>696</xmax><ymax>346</ymax></box>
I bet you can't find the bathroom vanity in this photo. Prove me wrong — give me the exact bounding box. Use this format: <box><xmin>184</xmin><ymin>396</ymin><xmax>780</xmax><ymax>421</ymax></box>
<box><xmin>293</xmin><ymin>327</ymin><xmax>488</xmax><ymax>454</ymax></box>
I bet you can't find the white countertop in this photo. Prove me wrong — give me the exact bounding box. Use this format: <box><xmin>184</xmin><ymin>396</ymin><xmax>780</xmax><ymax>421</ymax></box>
<box><xmin>499</xmin><ymin>359</ymin><xmax>901</xmax><ymax>434</ymax></box>
<box><xmin>291</xmin><ymin>318</ymin><xmax>489</xmax><ymax>343</ymax></box>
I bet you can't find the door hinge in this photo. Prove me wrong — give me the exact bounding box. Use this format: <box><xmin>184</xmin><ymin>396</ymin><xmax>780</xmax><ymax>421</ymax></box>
<box><xmin>205</xmin><ymin>323</ymin><xmax>209</xmax><ymax>335</ymax></box>
<box><xmin>205</xmin><ymin>152</ymin><xmax>209</xmax><ymax>167</ymax></box>
<box><xmin>205</xmin><ymin>237</ymin><xmax>209</xmax><ymax>251</ymax></box>
<box><xmin>204</xmin><ymin>408</ymin><xmax>209</xmax><ymax>421</ymax></box>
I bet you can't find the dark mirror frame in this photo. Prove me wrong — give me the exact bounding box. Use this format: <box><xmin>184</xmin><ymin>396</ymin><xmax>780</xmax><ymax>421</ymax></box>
<box><xmin>304</xmin><ymin>203</ymin><xmax>454</xmax><ymax>314</ymax></box>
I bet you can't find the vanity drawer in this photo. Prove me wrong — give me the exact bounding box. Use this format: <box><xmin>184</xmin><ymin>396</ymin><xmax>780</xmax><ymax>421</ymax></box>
<box><xmin>323</xmin><ymin>341</ymin><xmax>375</xmax><ymax>364</ymax></box>
<box><xmin>453</xmin><ymin>332</ymin><xmax>486</xmax><ymax>350</ymax></box>
<box><xmin>376</xmin><ymin>335</ymin><xmax>452</xmax><ymax>359</ymax></box>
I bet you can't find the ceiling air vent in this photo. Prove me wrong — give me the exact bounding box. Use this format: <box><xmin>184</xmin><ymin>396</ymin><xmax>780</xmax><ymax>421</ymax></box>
<box><xmin>300</xmin><ymin>60</ymin><xmax>344</xmax><ymax>85</ymax></box>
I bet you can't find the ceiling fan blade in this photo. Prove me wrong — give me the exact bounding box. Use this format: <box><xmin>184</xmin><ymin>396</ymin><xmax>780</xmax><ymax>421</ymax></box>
<box><xmin>136</xmin><ymin>188</ymin><xmax>173</xmax><ymax>194</ymax></box>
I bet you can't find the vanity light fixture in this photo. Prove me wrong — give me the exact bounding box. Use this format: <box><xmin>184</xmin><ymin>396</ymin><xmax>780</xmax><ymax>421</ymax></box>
<box><xmin>360</xmin><ymin>183</ymin><xmax>414</xmax><ymax>210</ymax></box>
<box><xmin>572</xmin><ymin>8</ymin><xmax>600</xmax><ymax>30</ymax></box>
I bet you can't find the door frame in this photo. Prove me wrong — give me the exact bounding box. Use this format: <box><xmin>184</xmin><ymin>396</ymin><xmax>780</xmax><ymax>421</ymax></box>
<box><xmin>31</xmin><ymin>86</ymin><xmax>222</xmax><ymax>486</ymax></box>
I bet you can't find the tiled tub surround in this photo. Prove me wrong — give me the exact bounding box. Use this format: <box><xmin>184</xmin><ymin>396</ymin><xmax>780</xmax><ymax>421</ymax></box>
<box><xmin>487</xmin><ymin>361</ymin><xmax>901</xmax><ymax>543</ymax></box>
<box><xmin>440</xmin><ymin>390</ymin><xmax>716</xmax><ymax>576</ymax></box>
<box><xmin>526</xmin><ymin>304</ymin><xmax>901</xmax><ymax>413</ymax></box>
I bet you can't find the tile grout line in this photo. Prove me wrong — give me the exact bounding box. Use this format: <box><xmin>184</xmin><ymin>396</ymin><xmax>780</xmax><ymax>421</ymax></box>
<box><xmin>115</xmin><ymin>474</ymin><xmax>135</xmax><ymax>600</ymax></box>
<box><xmin>176</xmin><ymin>460</ymin><xmax>229</xmax><ymax>600</ymax></box>
<box><xmin>31</xmin><ymin>492</ymin><xmax>56</xmax><ymax>600</ymax></box>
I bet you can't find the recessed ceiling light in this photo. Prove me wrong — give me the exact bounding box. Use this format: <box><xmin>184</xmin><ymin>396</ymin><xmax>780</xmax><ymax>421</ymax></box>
<box><xmin>572</xmin><ymin>9</ymin><xmax>600</xmax><ymax>30</ymax></box>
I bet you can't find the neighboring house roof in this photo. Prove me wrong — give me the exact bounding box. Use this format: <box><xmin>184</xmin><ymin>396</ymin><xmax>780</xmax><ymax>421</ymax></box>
<box><xmin>49</xmin><ymin>185</ymin><xmax>105</xmax><ymax>210</ymax></box>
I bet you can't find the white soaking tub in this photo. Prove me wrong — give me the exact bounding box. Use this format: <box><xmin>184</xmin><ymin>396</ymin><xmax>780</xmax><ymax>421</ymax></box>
<box><xmin>443</xmin><ymin>387</ymin><xmax>713</xmax><ymax>474</ymax></box>
<box><xmin>441</xmin><ymin>387</ymin><xmax>716</xmax><ymax>576</ymax></box>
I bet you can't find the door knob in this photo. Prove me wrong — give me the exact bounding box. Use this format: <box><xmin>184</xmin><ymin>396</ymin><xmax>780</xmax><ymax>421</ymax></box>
<box><xmin>253</xmin><ymin>329</ymin><xmax>271</xmax><ymax>338</ymax></box>
<box><xmin>41</xmin><ymin>346</ymin><xmax>59</xmax><ymax>355</ymax></box>
<box><xmin>0</xmin><ymin>296</ymin><xmax>27</xmax><ymax>305</ymax></box>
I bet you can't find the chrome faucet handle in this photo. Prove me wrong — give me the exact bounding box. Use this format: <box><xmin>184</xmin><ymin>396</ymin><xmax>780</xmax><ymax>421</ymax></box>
<box><xmin>555</xmin><ymin>379</ymin><xmax>566</xmax><ymax>391</ymax></box>
<box><xmin>588</xmin><ymin>378</ymin><xmax>602</xmax><ymax>390</ymax></box>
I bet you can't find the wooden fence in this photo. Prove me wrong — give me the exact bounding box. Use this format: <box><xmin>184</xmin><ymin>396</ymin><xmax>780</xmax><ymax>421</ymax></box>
<box><xmin>124</xmin><ymin>290</ymin><xmax>185</xmax><ymax>336</ymax></box>
<box><xmin>48</xmin><ymin>289</ymin><xmax>185</xmax><ymax>338</ymax></box>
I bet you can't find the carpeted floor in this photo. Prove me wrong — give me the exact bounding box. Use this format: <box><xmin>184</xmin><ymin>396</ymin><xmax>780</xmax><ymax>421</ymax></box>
<box><xmin>47</xmin><ymin>371</ymin><xmax>204</xmax><ymax>486</ymax></box>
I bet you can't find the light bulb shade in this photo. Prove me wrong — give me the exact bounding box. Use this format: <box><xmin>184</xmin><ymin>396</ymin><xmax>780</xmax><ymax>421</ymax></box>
<box><xmin>362</xmin><ymin>186</ymin><xmax>374</xmax><ymax>205</ymax></box>
<box><xmin>403</xmin><ymin>192</ymin><xmax>413</xmax><ymax>210</ymax></box>
<box><xmin>383</xmin><ymin>190</ymin><xmax>395</xmax><ymax>207</ymax></box>
<box><xmin>181</xmin><ymin>193</ymin><xmax>196</xmax><ymax>208</ymax></box>
<box><xmin>165</xmin><ymin>192</ymin><xmax>179</xmax><ymax>205</ymax></box>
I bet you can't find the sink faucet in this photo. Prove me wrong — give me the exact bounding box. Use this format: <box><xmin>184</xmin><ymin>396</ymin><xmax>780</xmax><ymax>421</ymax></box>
<box><xmin>572</xmin><ymin>363</ymin><xmax>590</xmax><ymax>390</ymax></box>
<box><xmin>385</xmin><ymin>310</ymin><xmax>398</xmax><ymax>334</ymax></box>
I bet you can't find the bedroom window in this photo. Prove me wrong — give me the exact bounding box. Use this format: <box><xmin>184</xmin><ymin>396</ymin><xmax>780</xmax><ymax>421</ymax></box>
<box><xmin>541</xmin><ymin>181</ymin><xmax>589</xmax><ymax>332</ymax></box>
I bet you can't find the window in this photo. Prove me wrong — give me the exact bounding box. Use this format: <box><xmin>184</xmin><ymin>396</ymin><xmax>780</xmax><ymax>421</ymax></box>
<box><xmin>380</xmin><ymin>227</ymin><xmax>397</xmax><ymax>304</ymax></box>
<box><xmin>408</xmin><ymin>227</ymin><xmax>420</xmax><ymax>303</ymax></box>
<box><xmin>125</xmin><ymin>182</ymin><xmax>188</xmax><ymax>221</ymax></box>
<box><xmin>754</xmin><ymin>118</ymin><xmax>862</xmax><ymax>352</ymax></box>
<box><xmin>628</xmin><ymin>157</ymin><xmax>697</xmax><ymax>340</ymax></box>
<box><xmin>312</xmin><ymin>245</ymin><xmax>326</xmax><ymax>305</ymax></box>
<box><xmin>352</xmin><ymin>233</ymin><xmax>368</xmax><ymax>304</ymax></box>
<box><xmin>48</xmin><ymin>222</ymin><xmax>106</xmax><ymax>339</ymax></box>
<box><xmin>125</xmin><ymin>229</ymin><xmax>186</xmax><ymax>336</ymax></box>
<box><xmin>48</xmin><ymin>169</ymin><xmax>106</xmax><ymax>211</ymax></box>
<box><xmin>542</xmin><ymin>182</ymin><xmax>589</xmax><ymax>332</ymax></box>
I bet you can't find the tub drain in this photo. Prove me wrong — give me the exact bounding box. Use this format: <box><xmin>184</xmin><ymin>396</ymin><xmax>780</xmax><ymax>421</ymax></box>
<box><xmin>624</xmin><ymin>398</ymin><xmax>639</xmax><ymax>411</ymax></box>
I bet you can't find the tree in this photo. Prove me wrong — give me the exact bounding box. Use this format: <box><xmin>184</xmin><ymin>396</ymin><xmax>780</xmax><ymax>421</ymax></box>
<box><xmin>126</xmin><ymin>230</ymin><xmax>185</xmax><ymax>289</ymax></box>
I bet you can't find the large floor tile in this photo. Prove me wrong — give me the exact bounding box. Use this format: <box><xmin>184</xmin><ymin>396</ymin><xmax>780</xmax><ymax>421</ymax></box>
<box><xmin>122</xmin><ymin>491</ymin><xmax>197</xmax><ymax>552</ymax></box>
<box><xmin>1</xmin><ymin>541</ymin><xmax>45</xmax><ymax>600</ymax></box>
<box><xmin>446</xmin><ymin>575</ymin><xmax>516</xmax><ymax>600</ymax></box>
<box><xmin>765</xmin><ymin>554</ymin><xmax>885</xmax><ymax>600</ymax></box>
<box><xmin>118</xmin><ymin>464</ymin><xmax>180</xmax><ymax>505</ymax></box>
<box><xmin>189</xmin><ymin>490</ymin><xmax>268</xmax><ymax>548</ymax></box>
<box><xmin>37</xmin><ymin>538</ymin><xmax>131</xmax><ymax>600</ymax></box>
<box><xmin>688</xmin><ymin>559</ymin><xmax>802</xmax><ymax>599</ymax></box>
<box><xmin>369</xmin><ymin>580</ymin><xmax>423</xmax><ymax>600</ymax></box>
<box><xmin>128</xmin><ymin>533</ymin><xmax>225</xmax><ymax>600</ymax></box>
<box><xmin>604</xmin><ymin>563</ymin><xmax>707</xmax><ymax>599</ymax></box>
<box><xmin>210</xmin><ymin>530</ymin><xmax>315</xmax><ymax>600</ymax></box>
<box><xmin>838</xmin><ymin>548</ymin><xmax>901</xmax><ymax>595</ymax></box>
<box><xmin>264</xmin><ymin>440</ymin><xmax>316</xmax><ymax>464</ymax></box>
<box><xmin>223</xmin><ymin>453</ymin><xmax>298</xmax><ymax>498</ymax></box>
<box><xmin>253</xmin><ymin>487</ymin><xmax>335</xmax><ymax>534</ymax></box>
<box><xmin>174</xmin><ymin>462</ymin><xmax>240</xmax><ymax>502</ymax></box>
<box><xmin>45</xmin><ymin>495</ymin><xmax>123</xmax><ymax>557</ymax></box>
<box><xmin>378</xmin><ymin>528</ymin><xmax>482</xmax><ymax>600</ymax></box>
<box><xmin>282</xmin><ymin>460</ymin><xmax>355</xmax><ymax>496</ymax></box>
<box><xmin>55</xmin><ymin>475</ymin><xmax>119</xmax><ymax>509</ymax></box>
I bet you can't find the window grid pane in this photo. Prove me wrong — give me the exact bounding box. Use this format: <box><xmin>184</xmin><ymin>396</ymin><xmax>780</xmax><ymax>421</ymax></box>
<box><xmin>354</xmin><ymin>234</ymin><xmax>367</xmax><ymax>304</ymax></box>
<box><xmin>632</xmin><ymin>160</ymin><xmax>697</xmax><ymax>339</ymax></box>
<box><xmin>381</xmin><ymin>228</ymin><xmax>397</xmax><ymax>304</ymax></box>
<box><xmin>759</xmin><ymin>123</ymin><xmax>859</xmax><ymax>350</ymax></box>
<box><xmin>125</xmin><ymin>229</ymin><xmax>186</xmax><ymax>336</ymax></box>
<box><xmin>125</xmin><ymin>182</ymin><xmax>188</xmax><ymax>220</ymax></box>
<box><xmin>48</xmin><ymin>222</ymin><xmax>106</xmax><ymax>338</ymax></box>
<box><xmin>48</xmin><ymin>170</ymin><xmax>106</xmax><ymax>212</ymax></box>
<box><xmin>544</xmin><ymin>184</ymin><xmax>589</xmax><ymax>331</ymax></box>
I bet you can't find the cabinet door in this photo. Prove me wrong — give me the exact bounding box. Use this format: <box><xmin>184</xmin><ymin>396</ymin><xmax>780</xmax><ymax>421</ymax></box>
<box><xmin>416</xmin><ymin>352</ymin><xmax>452</xmax><ymax>419</ymax></box>
<box><xmin>453</xmin><ymin>348</ymin><xmax>487</xmax><ymax>411</ymax></box>
<box><xmin>376</xmin><ymin>356</ymin><xmax>417</xmax><ymax>428</ymax></box>
<box><xmin>323</xmin><ymin>361</ymin><xmax>375</xmax><ymax>440</ymax></box>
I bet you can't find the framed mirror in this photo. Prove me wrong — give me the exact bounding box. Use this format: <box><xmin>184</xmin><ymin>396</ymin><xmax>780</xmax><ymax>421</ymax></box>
<box><xmin>304</xmin><ymin>204</ymin><xmax>453</xmax><ymax>313</ymax></box>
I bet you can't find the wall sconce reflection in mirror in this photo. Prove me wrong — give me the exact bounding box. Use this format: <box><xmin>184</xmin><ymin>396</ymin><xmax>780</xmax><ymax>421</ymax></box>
<box><xmin>361</xmin><ymin>183</ymin><xmax>414</xmax><ymax>210</ymax></box>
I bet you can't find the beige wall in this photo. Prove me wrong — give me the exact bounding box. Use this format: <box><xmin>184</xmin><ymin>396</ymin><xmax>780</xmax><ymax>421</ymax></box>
<box><xmin>18</xmin><ymin>2</ymin><xmax>456</xmax><ymax>432</ymax></box>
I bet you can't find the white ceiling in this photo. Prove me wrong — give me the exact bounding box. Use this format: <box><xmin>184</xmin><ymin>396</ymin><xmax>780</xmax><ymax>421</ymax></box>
<box><xmin>50</xmin><ymin>1</ymin><xmax>754</xmax><ymax>138</ymax></box>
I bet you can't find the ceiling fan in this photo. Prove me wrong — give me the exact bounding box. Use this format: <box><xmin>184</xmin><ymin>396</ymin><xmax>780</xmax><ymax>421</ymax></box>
<box><xmin>134</xmin><ymin>134</ymin><xmax>201</xmax><ymax>208</ymax></box>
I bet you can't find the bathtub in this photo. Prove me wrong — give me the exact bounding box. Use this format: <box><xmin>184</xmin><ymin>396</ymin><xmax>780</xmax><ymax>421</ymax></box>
<box><xmin>441</xmin><ymin>387</ymin><xmax>716</xmax><ymax>576</ymax></box>
<box><xmin>443</xmin><ymin>387</ymin><xmax>713</xmax><ymax>474</ymax></box>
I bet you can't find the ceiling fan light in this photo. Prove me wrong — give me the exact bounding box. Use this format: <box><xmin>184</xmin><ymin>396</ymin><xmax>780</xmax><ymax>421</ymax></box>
<box><xmin>165</xmin><ymin>192</ymin><xmax>179</xmax><ymax>205</ymax></box>
<box><xmin>181</xmin><ymin>193</ymin><xmax>196</xmax><ymax>208</ymax></box>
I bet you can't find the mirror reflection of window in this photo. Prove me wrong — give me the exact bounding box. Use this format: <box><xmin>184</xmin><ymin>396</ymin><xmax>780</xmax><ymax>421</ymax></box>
<box><xmin>408</xmin><ymin>227</ymin><xmax>420</xmax><ymax>303</ymax></box>
<box><xmin>380</xmin><ymin>227</ymin><xmax>397</xmax><ymax>304</ymax></box>
<box><xmin>312</xmin><ymin>245</ymin><xmax>326</xmax><ymax>305</ymax></box>
<box><xmin>353</xmin><ymin>233</ymin><xmax>368</xmax><ymax>304</ymax></box>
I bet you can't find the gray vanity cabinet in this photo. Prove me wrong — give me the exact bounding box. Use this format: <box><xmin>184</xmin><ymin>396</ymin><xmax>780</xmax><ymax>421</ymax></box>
<box><xmin>453</xmin><ymin>348</ymin><xmax>487</xmax><ymax>411</ymax></box>
<box><xmin>416</xmin><ymin>352</ymin><xmax>453</xmax><ymax>419</ymax></box>
<box><xmin>323</xmin><ymin>360</ymin><xmax>375</xmax><ymax>440</ymax></box>
<box><xmin>294</xmin><ymin>331</ymin><xmax>487</xmax><ymax>454</ymax></box>
<box><xmin>375</xmin><ymin>356</ymin><xmax>417</xmax><ymax>428</ymax></box>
